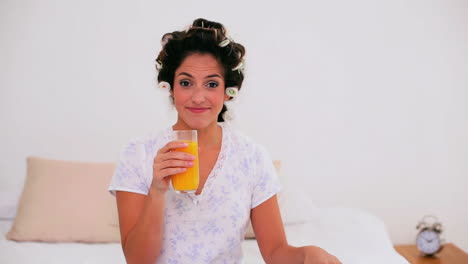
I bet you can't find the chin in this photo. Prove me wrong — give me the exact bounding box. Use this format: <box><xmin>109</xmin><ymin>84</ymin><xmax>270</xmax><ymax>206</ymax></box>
<box><xmin>181</xmin><ymin>118</ymin><xmax>216</xmax><ymax>130</ymax></box>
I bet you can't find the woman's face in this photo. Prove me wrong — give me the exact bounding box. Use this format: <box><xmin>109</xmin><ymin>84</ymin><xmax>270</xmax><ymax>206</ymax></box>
<box><xmin>172</xmin><ymin>53</ymin><xmax>229</xmax><ymax>130</ymax></box>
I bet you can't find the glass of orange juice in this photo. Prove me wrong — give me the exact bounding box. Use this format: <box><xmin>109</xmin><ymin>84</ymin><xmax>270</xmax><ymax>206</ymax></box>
<box><xmin>171</xmin><ymin>130</ymin><xmax>199</xmax><ymax>193</ymax></box>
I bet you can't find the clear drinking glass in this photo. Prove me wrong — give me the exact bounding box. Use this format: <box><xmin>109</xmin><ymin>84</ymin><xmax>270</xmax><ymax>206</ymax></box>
<box><xmin>171</xmin><ymin>130</ymin><xmax>199</xmax><ymax>193</ymax></box>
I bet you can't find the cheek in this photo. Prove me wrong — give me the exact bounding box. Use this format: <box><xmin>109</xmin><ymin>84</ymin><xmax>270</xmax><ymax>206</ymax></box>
<box><xmin>211</xmin><ymin>92</ymin><xmax>227</xmax><ymax>106</ymax></box>
<box><xmin>172</xmin><ymin>89</ymin><xmax>189</xmax><ymax>104</ymax></box>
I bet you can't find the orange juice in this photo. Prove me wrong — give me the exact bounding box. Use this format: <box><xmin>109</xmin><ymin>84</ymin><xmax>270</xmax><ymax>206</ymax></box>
<box><xmin>172</xmin><ymin>140</ymin><xmax>199</xmax><ymax>192</ymax></box>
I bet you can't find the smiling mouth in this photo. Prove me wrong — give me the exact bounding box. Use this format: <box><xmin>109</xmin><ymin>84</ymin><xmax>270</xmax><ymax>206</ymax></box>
<box><xmin>187</xmin><ymin>107</ymin><xmax>210</xmax><ymax>113</ymax></box>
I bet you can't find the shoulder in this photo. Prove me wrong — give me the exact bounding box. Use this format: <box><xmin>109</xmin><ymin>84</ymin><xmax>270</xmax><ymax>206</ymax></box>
<box><xmin>225</xmin><ymin>125</ymin><xmax>257</xmax><ymax>149</ymax></box>
<box><xmin>223</xmin><ymin>124</ymin><xmax>271</xmax><ymax>159</ymax></box>
<box><xmin>119</xmin><ymin>127</ymin><xmax>172</xmax><ymax>159</ymax></box>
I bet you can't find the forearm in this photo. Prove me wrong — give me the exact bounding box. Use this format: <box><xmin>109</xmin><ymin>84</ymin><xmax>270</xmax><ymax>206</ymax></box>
<box><xmin>123</xmin><ymin>188</ymin><xmax>165</xmax><ymax>264</ymax></box>
<box><xmin>268</xmin><ymin>244</ymin><xmax>340</xmax><ymax>264</ymax></box>
<box><xmin>266</xmin><ymin>244</ymin><xmax>304</xmax><ymax>264</ymax></box>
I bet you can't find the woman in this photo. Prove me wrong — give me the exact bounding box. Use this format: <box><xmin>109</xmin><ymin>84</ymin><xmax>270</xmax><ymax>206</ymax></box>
<box><xmin>109</xmin><ymin>18</ymin><xmax>342</xmax><ymax>264</ymax></box>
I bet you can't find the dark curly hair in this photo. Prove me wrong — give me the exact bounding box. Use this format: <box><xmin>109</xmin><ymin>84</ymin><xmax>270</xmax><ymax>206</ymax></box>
<box><xmin>156</xmin><ymin>18</ymin><xmax>246</xmax><ymax>122</ymax></box>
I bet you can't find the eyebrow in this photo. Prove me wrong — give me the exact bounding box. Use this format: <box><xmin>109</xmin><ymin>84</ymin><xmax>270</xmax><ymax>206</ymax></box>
<box><xmin>177</xmin><ymin>72</ymin><xmax>222</xmax><ymax>79</ymax></box>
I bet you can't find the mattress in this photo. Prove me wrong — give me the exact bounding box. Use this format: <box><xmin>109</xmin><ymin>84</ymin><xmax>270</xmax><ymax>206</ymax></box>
<box><xmin>1</xmin><ymin>207</ymin><xmax>408</xmax><ymax>264</ymax></box>
<box><xmin>241</xmin><ymin>207</ymin><xmax>409</xmax><ymax>263</ymax></box>
<box><xmin>0</xmin><ymin>220</ymin><xmax>125</xmax><ymax>264</ymax></box>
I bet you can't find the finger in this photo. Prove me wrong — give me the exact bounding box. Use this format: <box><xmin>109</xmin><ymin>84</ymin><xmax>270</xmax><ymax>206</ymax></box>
<box><xmin>159</xmin><ymin>159</ymin><xmax>194</xmax><ymax>169</ymax></box>
<box><xmin>157</xmin><ymin>167</ymin><xmax>187</xmax><ymax>179</ymax></box>
<box><xmin>159</xmin><ymin>151</ymin><xmax>196</xmax><ymax>162</ymax></box>
<box><xmin>157</xmin><ymin>141</ymin><xmax>189</xmax><ymax>154</ymax></box>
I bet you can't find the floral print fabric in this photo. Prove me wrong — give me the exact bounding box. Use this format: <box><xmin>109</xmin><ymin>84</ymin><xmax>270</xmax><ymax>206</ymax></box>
<box><xmin>108</xmin><ymin>124</ymin><xmax>281</xmax><ymax>263</ymax></box>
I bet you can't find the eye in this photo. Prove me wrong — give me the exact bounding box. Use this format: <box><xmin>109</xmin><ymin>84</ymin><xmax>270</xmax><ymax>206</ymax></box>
<box><xmin>206</xmin><ymin>81</ymin><xmax>218</xmax><ymax>88</ymax></box>
<box><xmin>180</xmin><ymin>80</ymin><xmax>191</xmax><ymax>87</ymax></box>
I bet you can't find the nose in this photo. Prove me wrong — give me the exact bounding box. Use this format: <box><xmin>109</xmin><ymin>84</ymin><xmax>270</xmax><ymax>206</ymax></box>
<box><xmin>191</xmin><ymin>86</ymin><xmax>205</xmax><ymax>104</ymax></box>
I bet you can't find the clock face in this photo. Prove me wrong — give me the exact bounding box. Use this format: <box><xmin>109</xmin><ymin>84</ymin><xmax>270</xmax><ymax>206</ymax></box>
<box><xmin>416</xmin><ymin>230</ymin><xmax>441</xmax><ymax>255</ymax></box>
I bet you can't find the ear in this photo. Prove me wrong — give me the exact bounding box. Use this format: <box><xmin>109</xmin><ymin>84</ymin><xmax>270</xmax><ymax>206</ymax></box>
<box><xmin>223</xmin><ymin>87</ymin><xmax>229</xmax><ymax>101</ymax></box>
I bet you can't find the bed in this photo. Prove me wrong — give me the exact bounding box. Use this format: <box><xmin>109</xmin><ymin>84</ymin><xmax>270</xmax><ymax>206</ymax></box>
<box><xmin>0</xmin><ymin>157</ymin><xmax>409</xmax><ymax>263</ymax></box>
<box><xmin>242</xmin><ymin>207</ymin><xmax>409</xmax><ymax>263</ymax></box>
<box><xmin>1</xmin><ymin>208</ymin><xmax>408</xmax><ymax>263</ymax></box>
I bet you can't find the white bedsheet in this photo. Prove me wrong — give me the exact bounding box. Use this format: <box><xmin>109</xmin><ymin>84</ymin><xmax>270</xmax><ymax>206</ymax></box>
<box><xmin>242</xmin><ymin>207</ymin><xmax>409</xmax><ymax>263</ymax></box>
<box><xmin>1</xmin><ymin>207</ymin><xmax>408</xmax><ymax>264</ymax></box>
<box><xmin>0</xmin><ymin>220</ymin><xmax>125</xmax><ymax>264</ymax></box>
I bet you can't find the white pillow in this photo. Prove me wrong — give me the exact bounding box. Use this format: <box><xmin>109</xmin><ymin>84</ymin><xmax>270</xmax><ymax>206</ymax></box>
<box><xmin>0</xmin><ymin>189</ymin><xmax>21</xmax><ymax>220</ymax></box>
<box><xmin>278</xmin><ymin>184</ymin><xmax>318</xmax><ymax>225</ymax></box>
<box><xmin>244</xmin><ymin>161</ymin><xmax>318</xmax><ymax>239</ymax></box>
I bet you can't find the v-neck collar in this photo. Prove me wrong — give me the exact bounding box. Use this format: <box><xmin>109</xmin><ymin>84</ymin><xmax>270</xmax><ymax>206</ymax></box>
<box><xmin>167</xmin><ymin>123</ymin><xmax>229</xmax><ymax>203</ymax></box>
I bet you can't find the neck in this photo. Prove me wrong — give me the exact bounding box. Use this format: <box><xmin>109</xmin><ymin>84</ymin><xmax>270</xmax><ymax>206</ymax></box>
<box><xmin>172</xmin><ymin>120</ymin><xmax>222</xmax><ymax>148</ymax></box>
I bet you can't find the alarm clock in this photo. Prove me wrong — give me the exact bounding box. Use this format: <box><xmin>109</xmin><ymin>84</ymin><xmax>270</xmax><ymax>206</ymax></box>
<box><xmin>416</xmin><ymin>215</ymin><xmax>444</xmax><ymax>256</ymax></box>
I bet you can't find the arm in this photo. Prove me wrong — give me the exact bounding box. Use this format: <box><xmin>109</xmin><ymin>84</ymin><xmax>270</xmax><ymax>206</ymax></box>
<box><xmin>115</xmin><ymin>141</ymin><xmax>194</xmax><ymax>264</ymax></box>
<box><xmin>251</xmin><ymin>195</ymin><xmax>342</xmax><ymax>264</ymax></box>
<box><xmin>116</xmin><ymin>189</ymin><xmax>165</xmax><ymax>264</ymax></box>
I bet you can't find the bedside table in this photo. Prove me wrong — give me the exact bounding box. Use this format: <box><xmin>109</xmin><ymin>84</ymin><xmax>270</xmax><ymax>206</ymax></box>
<box><xmin>394</xmin><ymin>243</ymin><xmax>468</xmax><ymax>264</ymax></box>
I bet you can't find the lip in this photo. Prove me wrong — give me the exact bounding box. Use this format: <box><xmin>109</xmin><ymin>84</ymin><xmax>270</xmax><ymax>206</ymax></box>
<box><xmin>186</xmin><ymin>107</ymin><xmax>210</xmax><ymax>113</ymax></box>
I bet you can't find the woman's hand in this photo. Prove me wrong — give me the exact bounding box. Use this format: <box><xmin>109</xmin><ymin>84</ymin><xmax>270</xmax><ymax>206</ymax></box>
<box><xmin>151</xmin><ymin>141</ymin><xmax>195</xmax><ymax>194</ymax></box>
<box><xmin>302</xmin><ymin>246</ymin><xmax>342</xmax><ymax>264</ymax></box>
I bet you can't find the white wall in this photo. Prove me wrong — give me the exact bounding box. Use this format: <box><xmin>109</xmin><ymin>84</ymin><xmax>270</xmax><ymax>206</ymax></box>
<box><xmin>1</xmin><ymin>0</ymin><xmax>467</xmax><ymax>251</ymax></box>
